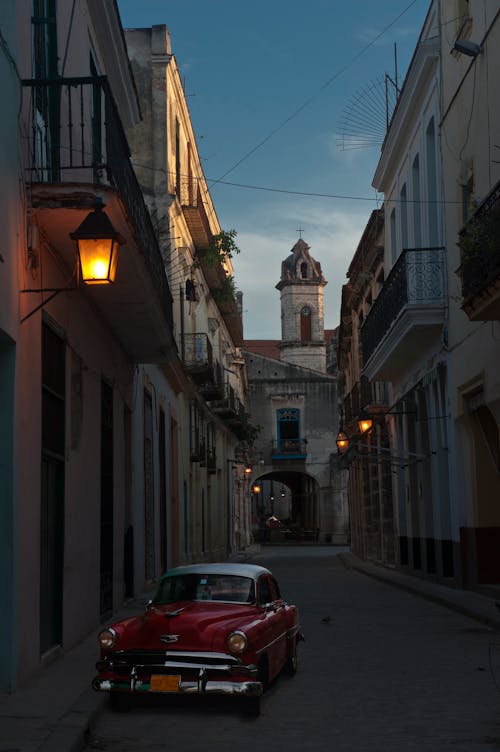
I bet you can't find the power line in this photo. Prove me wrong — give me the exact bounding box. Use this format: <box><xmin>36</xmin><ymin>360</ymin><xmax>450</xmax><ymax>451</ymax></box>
<box><xmin>130</xmin><ymin>162</ymin><xmax>462</xmax><ymax>206</ymax></box>
<box><xmin>209</xmin><ymin>0</ymin><xmax>421</xmax><ymax>186</ymax></box>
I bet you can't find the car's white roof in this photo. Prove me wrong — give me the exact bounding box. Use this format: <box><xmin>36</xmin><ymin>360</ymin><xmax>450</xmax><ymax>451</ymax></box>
<box><xmin>161</xmin><ymin>562</ymin><xmax>271</xmax><ymax>582</ymax></box>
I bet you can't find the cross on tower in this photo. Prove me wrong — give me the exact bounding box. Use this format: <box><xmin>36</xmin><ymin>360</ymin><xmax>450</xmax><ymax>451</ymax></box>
<box><xmin>296</xmin><ymin>226</ymin><xmax>304</xmax><ymax>238</ymax></box>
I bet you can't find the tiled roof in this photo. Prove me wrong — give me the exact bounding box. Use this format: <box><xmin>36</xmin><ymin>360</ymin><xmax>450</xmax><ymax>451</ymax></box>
<box><xmin>243</xmin><ymin>340</ymin><xmax>281</xmax><ymax>361</ymax></box>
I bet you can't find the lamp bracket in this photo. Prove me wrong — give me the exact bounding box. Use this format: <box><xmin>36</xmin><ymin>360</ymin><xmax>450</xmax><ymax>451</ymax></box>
<box><xmin>20</xmin><ymin>286</ymin><xmax>78</xmax><ymax>324</ymax></box>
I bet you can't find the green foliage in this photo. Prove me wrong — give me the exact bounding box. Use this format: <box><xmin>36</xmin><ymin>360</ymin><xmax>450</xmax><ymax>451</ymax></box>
<box><xmin>212</xmin><ymin>275</ymin><xmax>237</xmax><ymax>306</ymax></box>
<box><xmin>241</xmin><ymin>414</ymin><xmax>262</xmax><ymax>445</ymax></box>
<box><xmin>458</xmin><ymin>204</ymin><xmax>500</xmax><ymax>263</ymax></box>
<box><xmin>192</xmin><ymin>229</ymin><xmax>241</xmax><ymax>270</ymax></box>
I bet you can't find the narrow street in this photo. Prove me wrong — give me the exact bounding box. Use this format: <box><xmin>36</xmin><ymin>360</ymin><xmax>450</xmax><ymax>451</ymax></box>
<box><xmin>85</xmin><ymin>547</ymin><xmax>500</xmax><ymax>752</ymax></box>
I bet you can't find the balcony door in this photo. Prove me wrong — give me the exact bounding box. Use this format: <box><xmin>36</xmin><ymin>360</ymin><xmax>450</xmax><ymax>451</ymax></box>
<box><xmin>277</xmin><ymin>408</ymin><xmax>300</xmax><ymax>451</ymax></box>
<box><xmin>32</xmin><ymin>0</ymin><xmax>59</xmax><ymax>180</ymax></box>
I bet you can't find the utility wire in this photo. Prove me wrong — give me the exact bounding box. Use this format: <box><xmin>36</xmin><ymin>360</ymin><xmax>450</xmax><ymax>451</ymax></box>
<box><xmin>209</xmin><ymin>0</ymin><xmax>420</xmax><ymax>187</ymax></box>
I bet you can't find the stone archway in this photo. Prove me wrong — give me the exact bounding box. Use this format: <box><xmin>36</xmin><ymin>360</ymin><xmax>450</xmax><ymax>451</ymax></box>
<box><xmin>251</xmin><ymin>470</ymin><xmax>321</xmax><ymax>543</ymax></box>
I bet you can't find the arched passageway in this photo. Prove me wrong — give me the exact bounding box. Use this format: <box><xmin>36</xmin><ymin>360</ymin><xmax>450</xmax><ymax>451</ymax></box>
<box><xmin>251</xmin><ymin>470</ymin><xmax>321</xmax><ymax>542</ymax></box>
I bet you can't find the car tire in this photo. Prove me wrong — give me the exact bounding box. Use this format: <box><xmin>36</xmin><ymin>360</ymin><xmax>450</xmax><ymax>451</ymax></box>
<box><xmin>284</xmin><ymin>637</ymin><xmax>298</xmax><ymax>675</ymax></box>
<box><xmin>241</xmin><ymin>695</ymin><xmax>261</xmax><ymax>717</ymax></box>
<box><xmin>109</xmin><ymin>692</ymin><xmax>132</xmax><ymax>712</ymax></box>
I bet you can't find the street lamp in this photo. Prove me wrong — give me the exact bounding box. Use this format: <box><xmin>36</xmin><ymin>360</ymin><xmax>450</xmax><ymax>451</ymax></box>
<box><xmin>357</xmin><ymin>409</ymin><xmax>374</xmax><ymax>435</ymax></box>
<box><xmin>70</xmin><ymin>200</ymin><xmax>125</xmax><ymax>284</ymax></box>
<box><xmin>21</xmin><ymin>199</ymin><xmax>125</xmax><ymax>323</ymax></box>
<box><xmin>335</xmin><ymin>429</ymin><xmax>350</xmax><ymax>454</ymax></box>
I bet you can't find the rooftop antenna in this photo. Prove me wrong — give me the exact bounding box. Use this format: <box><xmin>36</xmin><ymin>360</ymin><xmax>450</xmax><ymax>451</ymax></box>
<box><xmin>336</xmin><ymin>42</ymin><xmax>401</xmax><ymax>152</ymax></box>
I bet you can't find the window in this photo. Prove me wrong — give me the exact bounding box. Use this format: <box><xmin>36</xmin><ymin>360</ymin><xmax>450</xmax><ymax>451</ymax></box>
<box><xmin>400</xmin><ymin>183</ymin><xmax>408</xmax><ymax>249</ymax></box>
<box><xmin>257</xmin><ymin>576</ymin><xmax>272</xmax><ymax>606</ymax></box>
<box><xmin>390</xmin><ymin>208</ymin><xmax>397</xmax><ymax>262</ymax></box>
<box><xmin>426</xmin><ymin>118</ymin><xmax>438</xmax><ymax>245</ymax></box>
<box><xmin>300</xmin><ymin>262</ymin><xmax>308</xmax><ymax>279</ymax></box>
<box><xmin>277</xmin><ymin>408</ymin><xmax>300</xmax><ymax>450</ymax></box>
<box><xmin>300</xmin><ymin>306</ymin><xmax>312</xmax><ymax>341</ymax></box>
<box><xmin>412</xmin><ymin>155</ymin><xmax>422</xmax><ymax>246</ymax></box>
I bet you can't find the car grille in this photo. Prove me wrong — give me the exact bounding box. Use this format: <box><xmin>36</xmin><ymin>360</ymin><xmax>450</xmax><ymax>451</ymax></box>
<box><xmin>98</xmin><ymin>649</ymin><xmax>246</xmax><ymax>675</ymax></box>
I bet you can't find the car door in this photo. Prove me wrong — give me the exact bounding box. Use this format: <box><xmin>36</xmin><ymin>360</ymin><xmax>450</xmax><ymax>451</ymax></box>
<box><xmin>257</xmin><ymin>575</ymin><xmax>287</xmax><ymax>679</ymax></box>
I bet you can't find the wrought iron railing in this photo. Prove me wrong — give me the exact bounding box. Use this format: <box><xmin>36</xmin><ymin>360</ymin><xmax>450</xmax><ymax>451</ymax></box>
<box><xmin>460</xmin><ymin>180</ymin><xmax>500</xmax><ymax>301</ymax></box>
<box><xmin>271</xmin><ymin>439</ymin><xmax>307</xmax><ymax>458</ymax></box>
<box><xmin>361</xmin><ymin>247</ymin><xmax>445</xmax><ymax>364</ymax></box>
<box><xmin>21</xmin><ymin>76</ymin><xmax>173</xmax><ymax>329</ymax></box>
<box><xmin>359</xmin><ymin>376</ymin><xmax>390</xmax><ymax>408</ymax></box>
<box><xmin>182</xmin><ymin>333</ymin><xmax>213</xmax><ymax>371</ymax></box>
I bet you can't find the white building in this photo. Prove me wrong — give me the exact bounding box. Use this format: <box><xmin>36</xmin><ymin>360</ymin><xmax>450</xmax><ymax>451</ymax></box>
<box><xmin>339</xmin><ymin>0</ymin><xmax>500</xmax><ymax>589</ymax></box>
<box><xmin>440</xmin><ymin>2</ymin><xmax>500</xmax><ymax>587</ymax></box>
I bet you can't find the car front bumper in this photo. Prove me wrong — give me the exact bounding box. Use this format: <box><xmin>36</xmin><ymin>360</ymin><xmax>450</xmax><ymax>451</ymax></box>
<box><xmin>92</xmin><ymin>675</ymin><xmax>262</xmax><ymax>697</ymax></box>
<box><xmin>92</xmin><ymin>649</ymin><xmax>263</xmax><ymax>697</ymax></box>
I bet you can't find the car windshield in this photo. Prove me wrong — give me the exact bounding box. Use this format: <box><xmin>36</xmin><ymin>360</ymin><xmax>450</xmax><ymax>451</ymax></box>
<box><xmin>154</xmin><ymin>573</ymin><xmax>255</xmax><ymax>605</ymax></box>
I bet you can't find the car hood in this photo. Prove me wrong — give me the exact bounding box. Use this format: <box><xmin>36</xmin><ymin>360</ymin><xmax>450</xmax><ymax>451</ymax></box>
<box><xmin>111</xmin><ymin>601</ymin><xmax>260</xmax><ymax>653</ymax></box>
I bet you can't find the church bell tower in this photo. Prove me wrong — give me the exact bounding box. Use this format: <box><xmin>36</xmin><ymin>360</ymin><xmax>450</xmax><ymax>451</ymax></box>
<box><xmin>275</xmin><ymin>238</ymin><xmax>327</xmax><ymax>372</ymax></box>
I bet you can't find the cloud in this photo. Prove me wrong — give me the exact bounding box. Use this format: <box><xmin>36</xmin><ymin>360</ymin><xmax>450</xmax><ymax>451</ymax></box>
<box><xmin>232</xmin><ymin>204</ymin><xmax>370</xmax><ymax>339</ymax></box>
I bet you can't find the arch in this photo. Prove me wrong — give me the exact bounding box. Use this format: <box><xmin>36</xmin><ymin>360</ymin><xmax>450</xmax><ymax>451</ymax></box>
<box><xmin>251</xmin><ymin>470</ymin><xmax>321</xmax><ymax>542</ymax></box>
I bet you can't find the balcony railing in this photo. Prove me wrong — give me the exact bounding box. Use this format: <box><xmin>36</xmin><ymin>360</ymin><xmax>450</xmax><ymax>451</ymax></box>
<box><xmin>180</xmin><ymin>182</ymin><xmax>213</xmax><ymax>252</ymax></box>
<box><xmin>343</xmin><ymin>378</ymin><xmax>389</xmax><ymax>423</ymax></box>
<box><xmin>21</xmin><ymin>76</ymin><xmax>173</xmax><ymax>329</ymax></box>
<box><xmin>271</xmin><ymin>439</ymin><xmax>307</xmax><ymax>460</ymax></box>
<box><xmin>361</xmin><ymin>247</ymin><xmax>446</xmax><ymax>366</ymax></box>
<box><xmin>460</xmin><ymin>180</ymin><xmax>500</xmax><ymax>320</ymax></box>
<box><xmin>182</xmin><ymin>333</ymin><xmax>213</xmax><ymax>376</ymax></box>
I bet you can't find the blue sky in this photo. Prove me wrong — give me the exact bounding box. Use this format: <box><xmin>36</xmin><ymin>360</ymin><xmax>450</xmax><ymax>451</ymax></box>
<box><xmin>117</xmin><ymin>0</ymin><xmax>430</xmax><ymax>339</ymax></box>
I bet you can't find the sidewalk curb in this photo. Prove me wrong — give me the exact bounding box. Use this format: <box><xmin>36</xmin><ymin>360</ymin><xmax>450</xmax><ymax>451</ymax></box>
<box><xmin>338</xmin><ymin>553</ymin><xmax>500</xmax><ymax>632</ymax></box>
<box><xmin>36</xmin><ymin>689</ymin><xmax>106</xmax><ymax>752</ymax></box>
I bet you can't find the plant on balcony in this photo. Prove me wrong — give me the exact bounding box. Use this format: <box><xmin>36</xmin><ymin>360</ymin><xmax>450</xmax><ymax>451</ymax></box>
<box><xmin>458</xmin><ymin>202</ymin><xmax>500</xmax><ymax>267</ymax></box>
<box><xmin>212</xmin><ymin>275</ymin><xmax>238</xmax><ymax>309</ymax></box>
<box><xmin>192</xmin><ymin>229</ymin><xmax>241</xmax><ymax>270</ymax></box>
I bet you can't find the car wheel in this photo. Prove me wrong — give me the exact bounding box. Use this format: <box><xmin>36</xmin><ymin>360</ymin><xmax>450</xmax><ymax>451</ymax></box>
<box><xmin>258</xmin><ymin>655</ymin><xmax>269</xmax><ymax>690</ymax></box>
<box><xmin>109</xmin><ymin>692</ymin><xmax>132</xmax><ymax>712</ymax></box>
<box><xmin>241</xmin><ymin>695</ymin><xmax>261</xmax><ymax>717</ymax></box>
<box><xmin>284</xmin><ymin>637</ymin><xmax>298</xmax><ymax>675</ymax></box>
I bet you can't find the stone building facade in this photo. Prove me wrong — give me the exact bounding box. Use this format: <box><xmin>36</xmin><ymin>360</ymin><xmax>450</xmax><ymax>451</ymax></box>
<box><xmin>244</xmin><ymin>239</ymin><xmax>348</xmax><ymax>543</ymax></box>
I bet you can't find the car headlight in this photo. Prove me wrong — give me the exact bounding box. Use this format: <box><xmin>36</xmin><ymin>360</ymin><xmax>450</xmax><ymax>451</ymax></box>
<box><xmin>98</xmin><ymin>628</ymin><xmax>117</xmax><ymax>649</ymax></box>
<box><xmin>227</xmin><ymin>630</ymin><xmax>248</xmax><ymax>654</ymax></box>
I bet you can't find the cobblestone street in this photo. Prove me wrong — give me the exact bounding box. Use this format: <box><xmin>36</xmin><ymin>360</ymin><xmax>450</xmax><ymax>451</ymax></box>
<box><xmin>83</xmin><ymin>547</ymin><xmax>500</xmax><ymax>752</ymax></box>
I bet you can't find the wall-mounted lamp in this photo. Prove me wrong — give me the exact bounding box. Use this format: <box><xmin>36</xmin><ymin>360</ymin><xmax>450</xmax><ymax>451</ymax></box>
<box><xmin>453</xmin><ymin>39</ymin><xmax>481</xmax><ymax>58</ymax></box>
<box><xmin>336</xmin><ymin>406</ymin><xmax>418</xmax><ymax>455</ymax></box>
<box><xmin>244</xmin><ymin>465</ymin><xmax>252</xmax><ymax>476</ymax></box>
<box><xmin>21</xmin><ymin>199</ymin><xmax>125</xmax><ymax>323</ymax></box>
<box><xmin>335</xmin><ymin>429</ymin><xmax>350</xmax><ymax>454</ymax></box>
<box><xmin>357</xmin><ymin>409</ymin><xmax>374</xmax><ymax>435</ymax></box>
<box><xmin>252</xmin><ymin>483</ymin><xmax>261</xmax><ymax>494</ymax></box>
<box><xmin>70</xmin><ymin>200</ymin><xmax>125</xmax><ymax>284</ymax></box>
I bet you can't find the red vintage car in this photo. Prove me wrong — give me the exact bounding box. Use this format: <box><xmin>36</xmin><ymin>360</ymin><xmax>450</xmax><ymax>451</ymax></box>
<box><xmin>92</xmin><ymin>562</ymin><xmax>302</xmax><ymax>714</ymax></box>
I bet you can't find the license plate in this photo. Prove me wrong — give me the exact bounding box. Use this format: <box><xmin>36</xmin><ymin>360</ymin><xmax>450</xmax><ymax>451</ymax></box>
<box><xmin>150</xmin><ymin>674</ymin><xmax>181</xmax><ymax>693</ymax></box>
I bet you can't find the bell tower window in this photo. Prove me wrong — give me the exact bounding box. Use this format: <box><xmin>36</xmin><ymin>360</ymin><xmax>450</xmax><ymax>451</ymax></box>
<box><xmin>300</xmin><ymin>306</ymin><xmax>311</xmax><ymax>341</ymax></box>
<box><xmin>300</xmin><ymin>262</ymin><xmax>308</xmax><ymax>278</ymax></box>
